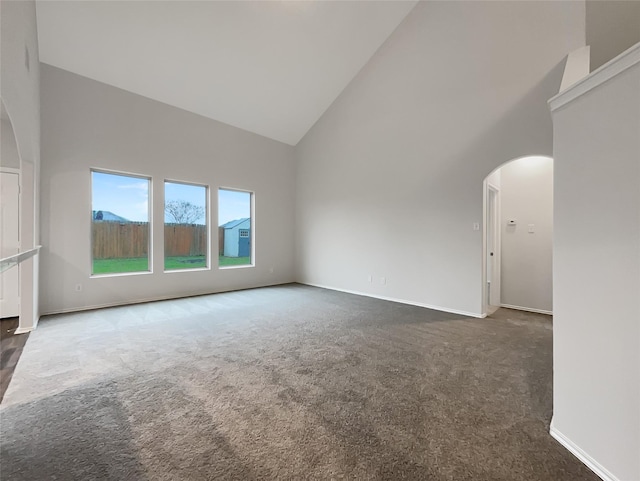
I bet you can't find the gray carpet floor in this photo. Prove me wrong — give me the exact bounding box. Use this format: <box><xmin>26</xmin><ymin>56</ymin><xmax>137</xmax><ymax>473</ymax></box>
<box><xmin>0</xmin><ymin>284</ymin><xmax>597</xmax><ymax>480</ymax></box>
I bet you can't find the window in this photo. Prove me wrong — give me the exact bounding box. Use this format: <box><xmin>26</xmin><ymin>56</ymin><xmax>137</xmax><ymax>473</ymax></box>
<box><xmin>91</xmin><ymin>170</ymin><xmax>150</xmax><ymax>275</ymax></box>
<box><xmin>164</xmin><ymin>181</ymin><xmax>208</xmax><ymax>270</ymax></box>
<box><xmin>218</xmin><ymin>188</ymin><xmax>252</xmax><ymax>267</ymax></box>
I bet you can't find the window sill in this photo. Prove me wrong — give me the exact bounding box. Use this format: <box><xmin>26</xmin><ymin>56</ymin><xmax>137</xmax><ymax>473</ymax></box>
<box><xmin>218</xmin><ymin>264</ymin><xmax>254</xmax><ymax>270</ymax></box>
<box><xmin>91</xmin><ymin>270</ymin><xmax>152</xmax><ymax>279</ymax></box>
<box><xmin>164</xmin><ymin>267</ymin><xmax>210</xmax><ymax>274</ymax></box>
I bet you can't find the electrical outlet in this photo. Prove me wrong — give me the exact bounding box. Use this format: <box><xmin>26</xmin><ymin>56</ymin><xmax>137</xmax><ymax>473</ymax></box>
<box><xmin>380</xmin><ymin>276</ymin><xmax>386</xmax><ymax>285</ymax></box>
<box><xmin>75</xmin><ymin>284</ymin><xmax>82</xmax><ymax>292</ymax></box>
<box><xmin>269</xmin><ymin>266</ymin><xmax>274</xmax><ymax>274</ymax></box>
<box><xmin>368</xmin><ymin>275</ymin><xmax>372</xmax><ymax>283</ymax></box>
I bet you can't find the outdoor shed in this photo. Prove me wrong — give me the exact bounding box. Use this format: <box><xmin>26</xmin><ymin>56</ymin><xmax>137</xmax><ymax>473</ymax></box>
<box><xmin>221</xmin><ymin>218</ymin><xmax>250</xmax><ymax>257</ymax></box>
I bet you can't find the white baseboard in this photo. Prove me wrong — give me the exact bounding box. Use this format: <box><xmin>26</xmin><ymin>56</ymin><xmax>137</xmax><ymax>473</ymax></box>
<box><xmin>550</xmin><ymin>424</ymin><xmax>620</xmax><ymax>481</ymax></box>
<box><xmin>301</xmin><ymin>282</ymin><xmax>484</xmax><ymax>318</ymax></box>
<box><xmin>14</xmin><ymin>326</ymin><xmax>35</xmax><ymax>334</ymax></box>
<box><xmin>13</xmin><ymin>314</ymin><xmax>39</xmax><ymax>334</ymax></box>
<box><xmin>41</xmin><ymin>281</ymin><xmax>483</xmax><ymax>320</ymax></box>
<box><xmin>500</xmin><ymin>303</ymin><xmax>552</xmax><ymax>315</ymax></box>
<box><xmin>39</xmin><ymin>281</ymin><xmax>294</xmax><ymax>317</ymax></box>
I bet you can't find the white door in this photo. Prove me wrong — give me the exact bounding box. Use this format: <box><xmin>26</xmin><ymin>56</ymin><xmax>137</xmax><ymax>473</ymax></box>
<box><xmin>1</xmin><ymin>171</ymin><xmax>20</xmax><ymax>318</ymax></box>
<box><xmin>487</xmin><ymin>186</ymin><xmax>500</xmax><ymax>307</ymax></box>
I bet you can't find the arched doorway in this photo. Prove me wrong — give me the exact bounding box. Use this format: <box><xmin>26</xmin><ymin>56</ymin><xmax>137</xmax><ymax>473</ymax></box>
<box><xmin>482</xmin><ymin>156</ymin><xmax>553</xmax><ymax>317</ymax></box>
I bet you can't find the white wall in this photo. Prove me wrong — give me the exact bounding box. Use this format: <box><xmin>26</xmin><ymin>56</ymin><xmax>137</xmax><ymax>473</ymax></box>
<box><xmin>40</xmin><ymin>65</ymin><xmax>296</xmax><ymax>314</ymax></box>
<box><xmin>0</xmin><ymin>1</ymin><xmax>40</xmax><ymax>167</ymax></box>
<box><xmin>499</xmin><ymin>157</ymin><xmax>553</xmax><ymax>313</ymax></box>
<box><xmin>295</xmin><ymin>1</ymin><xmax>584</xmax><ymax>316</ymax></box>
<box><xmin>586</xmin><ymin>0</ymin><xmax>640</xmax><ymax>71</ymax></box>
<box><xmin>1</xmin><ymin>118</ymin><xmax>21</xmax><ymax>169</ymax></box>
<box><xmin>1</xmin><ymin>0</ymin><xmax>41</xmax><ymax>330</ymax></box>
<box><xmin>551</xmin><ymin>44</ymin><xmax>640</xmax><ymax>481</ymax></box>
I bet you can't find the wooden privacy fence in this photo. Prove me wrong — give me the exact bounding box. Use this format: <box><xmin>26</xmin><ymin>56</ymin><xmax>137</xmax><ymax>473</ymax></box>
<box><xmin>164</xmin><ymin>224</ymin><xmax>206</xmax><ymax>257</ymax></box>
<box><xmin>93</xmin><ymin>222</ymin><xmax>149</xmax><ymax>259</ymax></box>
<box><xmin>92</xmin><ymin>221</ymin><xmax>206</xmax><ymax>259</ymax></box>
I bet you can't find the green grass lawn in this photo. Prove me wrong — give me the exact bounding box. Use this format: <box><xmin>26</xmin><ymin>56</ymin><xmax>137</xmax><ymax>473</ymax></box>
<box><xmin>166</xmin><ymin>256</ymin><xmax>207</xmax><ymax>270</ymax></box>
<box><xmin>218</xmin><ymin>256</ymin><xmax>251</xmax><ymax>267</ymax></box>
<box><xmin>93</xmin><ymin>255</ymin><xmax>251</xmax><ymax>274</ymax></box>
<box><xmin>93</xmin><ymin>257</ymin><xmax>149</xmax><ymax>274</ymax></box>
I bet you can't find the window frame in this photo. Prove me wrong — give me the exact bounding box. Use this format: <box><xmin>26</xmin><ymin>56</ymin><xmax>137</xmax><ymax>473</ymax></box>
<box><xmin>163</xmin><ymin>178</ymin><xmax>211</xmax><ymax>273</ymax></box>
<box><xmin>90</xmin><ymin>168</ymin><xmax>153</xmax><ymax>278</ymax></box>
<box><xmin>218</xmin><ymin>187</ymin><xmax>254</xmax><ymax>270</ymax></box>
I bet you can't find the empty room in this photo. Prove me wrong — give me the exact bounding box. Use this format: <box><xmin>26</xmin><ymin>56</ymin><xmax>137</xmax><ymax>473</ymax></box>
<box><xmin>1</xmin><ymin>1</ymin><xmax>639</xmax><ymax>480</ymax></box>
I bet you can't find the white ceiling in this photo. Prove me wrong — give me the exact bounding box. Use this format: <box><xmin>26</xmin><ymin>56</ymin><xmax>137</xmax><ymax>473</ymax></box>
<box><xmin>36</xmin><ymin>1</ymin><xmax>417</xmax><ymax>145</ymax></box>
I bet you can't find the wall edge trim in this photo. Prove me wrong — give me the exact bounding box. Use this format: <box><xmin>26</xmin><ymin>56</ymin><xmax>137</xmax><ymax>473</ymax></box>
<box><xmin>500</xmin><ymin>304</ymin><xmax>552</xmax><ymax>315</ymax></box>
<box><xmin>549</xmin><ymin>42</ymin><xmax>640</xmax><ymax>112</ymax></box>
<box><xmin>301</xmin><ymin>282</ymin><xmax>484</xmax><ymax>318</ymax></box>
<box><xmin>550</xmin><ymin>424</ymin><xmax>620</xmax><ymax>481</ymax></box>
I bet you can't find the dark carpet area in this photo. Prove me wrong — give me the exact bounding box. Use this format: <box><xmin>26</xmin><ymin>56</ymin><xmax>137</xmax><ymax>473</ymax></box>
<box><xmin>0</xmin><ymin>317</ymin><xmax>29</xmax><ymax>403</ymax></box>
<box><xmin>0</xmin><ymin>284</ymin><xmax>597</xmax><ymax>480</ymax></box>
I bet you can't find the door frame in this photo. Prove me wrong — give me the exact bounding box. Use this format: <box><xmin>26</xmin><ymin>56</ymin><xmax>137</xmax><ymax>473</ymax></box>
<box><xmin>486</xmin><ymin>184</ymin><xmax>501</xmax><ymax>308</ymax></box>
<box><xmin>482</xmin><ymin>177</ymin><xmax>501</xmax><ymax>316</ymax></box>
<box><xmin>1</xmin><ymin>167</ymin><xmax>22</xmax><ymax>319</ymax></box>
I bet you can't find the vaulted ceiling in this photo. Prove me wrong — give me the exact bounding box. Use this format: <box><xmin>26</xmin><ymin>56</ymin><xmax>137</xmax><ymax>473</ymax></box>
<box><xmin>36</xmin><ymin>1</ymin><xmax>417</xmax><ymax>145</ymax></box>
